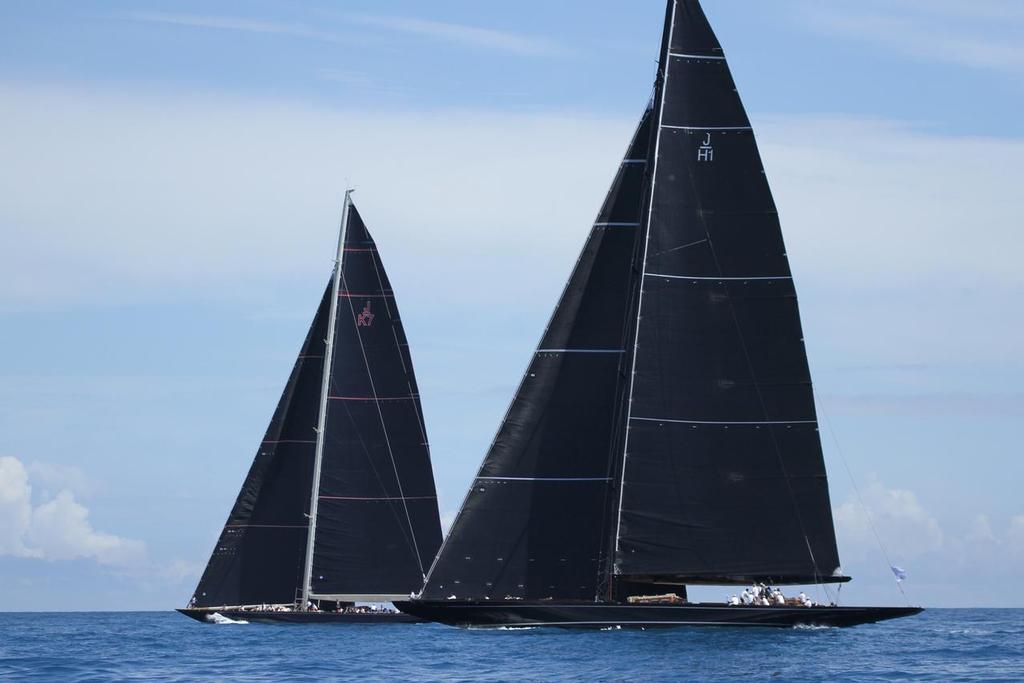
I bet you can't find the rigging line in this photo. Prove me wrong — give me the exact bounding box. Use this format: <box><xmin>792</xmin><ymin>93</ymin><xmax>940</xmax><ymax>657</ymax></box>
<box><xmin>815</xmin><ymin>394</ymin><xmax>910</xmax><ymax>605</ymax></box>
<box><xmin>686</xmin><ymin>163</ymin><xmax>827</xmax><ymax>591</ymax></box>
<box><xmin>340</xmin><ymin>266</ymin><xmax>426</xmax><ymax>578</ymax></box>
<box><xmin>652</xmin><ymin>237</ymin><xmax>708</xmax><ymax>257</ymax></box>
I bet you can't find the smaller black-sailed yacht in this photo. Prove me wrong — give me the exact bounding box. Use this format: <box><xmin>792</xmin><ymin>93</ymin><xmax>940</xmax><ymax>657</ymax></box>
<box><xmin>397</xmin><ymin>0</ymin><xmax>922</xmax><ymax>629</ymax></box>
<box><xmin>180</xmin><ymin>192</ymin><xmax>442</xmax><ymax>624</ymax></box>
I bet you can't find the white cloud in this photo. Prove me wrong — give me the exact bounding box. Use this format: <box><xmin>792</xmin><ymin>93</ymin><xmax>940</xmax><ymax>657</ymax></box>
<box><xmin>29</xmin><ymin>491</ymin><xmax>146</xmax><ymax>566</ymax></box>
<box><xmin>346</xmin><ymin>14</ymin><xmax>571</xmax><ymax>58</ymax></box>
<box><xmin>835</xmin><ymin>481</ymin><xmax>944</xmax><ymax>559</ymax></box>
<box><xmin>122</xmin><ymin>12</ymin><xmax>355</xmax><ymax>45</ymax></box>
<box><xmin>0</xmin><ymin>456</ymin><xmax>39</xmax><ymax>558</ymax></box>
<box><xmin>123</xmin><ymin>11</ymin><xmax>569</xmax><ymax>58</ymax></box>
<box><xmin>2</xmin><ymin>86</ymin><xmax>1022</xmax><ymax>318</ymax></box>
<box><xmin>0</xmin><ymin>456</ymin><xmax>145</xmax><ymax>567</ymax></box>
<box><xmin>1009</xmin><ymin>516</ymin><xmax>1024</xmax><ymax>553</ymax></box>
<box><xmin>802</xmin><ymin>1</ymin><xmax>1024</xmax><ymax>72</ymax></box>
<box><xmin>28</xmin><ymin>461</ymin><xmax>96</xmax><ymax>499</ymax></box>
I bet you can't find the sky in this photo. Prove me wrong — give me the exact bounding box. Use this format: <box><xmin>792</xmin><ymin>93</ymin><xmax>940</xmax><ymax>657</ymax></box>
<box><xmin>1</xmin><ymin>0</ymin><xmax>1022</xmax><ymax>611</ymax></box>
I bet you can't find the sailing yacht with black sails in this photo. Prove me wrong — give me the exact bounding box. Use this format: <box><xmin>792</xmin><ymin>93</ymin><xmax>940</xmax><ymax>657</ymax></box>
<box><xmin>397</xmin><ymin>0</ymin><xmax>922</xmax><ymax>628</ymax></box>
<box><xmin>180</xmin><ymin>193</ymin><xmax>442</xmax><ymax>624</ymax></box>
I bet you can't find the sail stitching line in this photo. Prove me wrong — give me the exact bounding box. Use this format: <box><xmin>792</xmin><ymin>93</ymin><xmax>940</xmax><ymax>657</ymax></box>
<box><xmin>669</xmin><ymin>52</ymin><xmax>726</xmax><ymax>60</ymax></box>
<box><xmin>630</xmin><ymin>417</ymin><xmax>816</xmax><ymax>425</ymax></box>
<box><xmin>646</xmin><ymin>273</ymin><xmax>791</xmax><ymax>281</ymax></box>
<box><xmin>613</xmin><ymin>0</ymin><xmax>679</xmax><ymax>573</ymax></box>
<box><xmin>350</xmin><ymin>252</ymin><xmax>426</xmax><ymax>578</ymax></box>
<box><xmin>662</xmin><ymin>125</ymin><xmax>752</xmax><ymax>131</ymax></box>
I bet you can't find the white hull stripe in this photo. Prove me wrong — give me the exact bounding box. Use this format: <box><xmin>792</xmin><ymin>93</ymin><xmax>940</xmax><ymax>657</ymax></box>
<box><xmin>471</xmin><ymin>620</ymin><xmax>776</xmax><ymax>628</ymax></box>
<box><xmin>476</xmin><ymin>477</ymin><xmax>611</xmax><ymax>482</ymax></box>
<box><xmin>631</xmin><ymin>417</ymin><xmax>817</xmax><ymax>426</ymax></box>
<box><xmin>661</xmin><ymin>125</ymin><xmax>752</xmax><ymax>131</ymax></box>
<box><xmin>646</xmin><ymin>273</ymin><xmax>792</xmax><ymax>281</ymax></box>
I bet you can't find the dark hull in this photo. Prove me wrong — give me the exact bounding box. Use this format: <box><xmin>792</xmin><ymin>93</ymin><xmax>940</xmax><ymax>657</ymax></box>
<box><xmin>177</xmin><ymin>608</ymin><xmax>421</xmax><ymax>624</ymax></box>
<box><xmin>394</xmin><ymin>601</ymin><xmax>923</xmax><ymax>629</ymax></box>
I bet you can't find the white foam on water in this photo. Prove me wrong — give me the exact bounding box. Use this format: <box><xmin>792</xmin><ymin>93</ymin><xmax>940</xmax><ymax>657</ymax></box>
<box><xmin>791</xmin><ymin>623</ymin><xmax>834</xmax><ymax>631</ymax></box>
<box><xmin>205</xmin><ymin>612</ymin><xmax>249</xmax><ymax>625</ymax></box>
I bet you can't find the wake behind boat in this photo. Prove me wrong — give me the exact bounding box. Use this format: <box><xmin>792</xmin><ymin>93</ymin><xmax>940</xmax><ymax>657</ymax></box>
<box><xmin>399</xmin><ymin>0</ymin><xmax>923</xmax><ymax>629</ymax></box>
<box><xmin>183</xmin><ymin>192</ymin><xmax>441</xmax><ymax>624</ymax></box>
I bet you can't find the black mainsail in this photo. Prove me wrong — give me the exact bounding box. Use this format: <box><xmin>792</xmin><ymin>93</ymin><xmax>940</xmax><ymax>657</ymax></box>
<box><xmin>190</xmin><ymin>193</ymin><xmax>442</xmax><ymax>612</ymax></box>
<box><xmin>400</xmin><ymin>0</ymin><xmax>920</xmax><ymax>628</ymax></box>
<box><xmin>613</xmin><ymin>0</ymin><xmax>842</xmax><ymax>587</ymax></box>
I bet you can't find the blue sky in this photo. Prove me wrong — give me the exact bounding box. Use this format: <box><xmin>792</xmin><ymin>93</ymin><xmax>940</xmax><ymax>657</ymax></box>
<box><xmin>1</xmin><ymin>0</ymin><xmax>1022</xmax><ymax>610</ymax></box>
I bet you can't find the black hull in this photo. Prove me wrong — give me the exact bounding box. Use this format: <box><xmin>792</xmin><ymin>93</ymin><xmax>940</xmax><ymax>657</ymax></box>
<box><xmin>394</xmin><ymin>601</ymin><xmax>923</xmax><ymax>629</ymax></box>
<box><xmin>177</xmin><ymin>608</ymin><xmax>422</xmax><ymax>624</ymax></box>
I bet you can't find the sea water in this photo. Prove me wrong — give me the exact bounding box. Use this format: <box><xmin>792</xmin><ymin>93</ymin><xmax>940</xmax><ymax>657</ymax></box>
<box><xmin>0</xmin><ymin>609</ymin><xmax>1021</xmax><ymax>681</ymax></box>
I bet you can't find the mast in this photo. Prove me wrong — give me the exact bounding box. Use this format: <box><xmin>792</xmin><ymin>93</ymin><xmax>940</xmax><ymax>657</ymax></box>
<box><xmin>612</xmin><ymin>0</ymin><xmax>677</xmax><ymax>577</ymax></box>
<box><xmin>301</xmin><ymin>189</ymin><xmax>353</xmax><ymax>608</ymax></box>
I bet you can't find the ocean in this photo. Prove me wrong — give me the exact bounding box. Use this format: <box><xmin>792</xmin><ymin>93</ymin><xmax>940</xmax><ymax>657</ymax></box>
<box><xmin>0</xmin><ymin>609</ymin><xmax>1020</xmax><ymax>682</ymax></box>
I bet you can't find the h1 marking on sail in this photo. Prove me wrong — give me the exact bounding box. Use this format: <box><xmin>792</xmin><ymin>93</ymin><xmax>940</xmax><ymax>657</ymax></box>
<box><xmin>356</xmin><ymin>301</ymin><xmax>375</xmax><ymax>327</ymax></box>
<box><xmin>697</xmin><ymin>132</ymin><xmax>714</xmax><ymax>162</ymax></box>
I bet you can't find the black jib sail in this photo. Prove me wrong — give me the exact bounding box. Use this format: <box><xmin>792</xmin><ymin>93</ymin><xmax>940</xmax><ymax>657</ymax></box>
<box><xmin>192</xmin><ymin>286</ymin><xmax>329</xmax><ymax>608</ymax></box>
<box><xmin>421</xmin><ymin>109</ymin><xmax>654</xmax><ymax>601</ymax></box>
<box><xmin>191</xmin><ymin>194</ymin><xmax>442</xmax><ymax>608</ymax></box>
<box><xmin>419</xmin><ymin>0</ymin><xmax>843</xmax><ymax>604</ymax></box>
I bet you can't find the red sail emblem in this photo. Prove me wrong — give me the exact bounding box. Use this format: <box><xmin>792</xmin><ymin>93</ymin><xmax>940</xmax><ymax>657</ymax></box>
<box><xmin>356</xmin><ymin>300</ymin><xmax>375</xmax><ymax>327</ymax></box>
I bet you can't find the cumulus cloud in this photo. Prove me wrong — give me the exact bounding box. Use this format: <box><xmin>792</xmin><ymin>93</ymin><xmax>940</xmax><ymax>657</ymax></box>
<box><xmin>835</xmin><ymin>481</ymin><xmax>944</xmax><ymax>560</ymax></box>
<box><xmin>0</xmin><ymin>456</ymin><xmax>145</xmax><ymax>567</ymax></box>
<box><xmin>0</xmin><ymin>456</ymin><xmax>40</xmax><ymax>559</ymax></box>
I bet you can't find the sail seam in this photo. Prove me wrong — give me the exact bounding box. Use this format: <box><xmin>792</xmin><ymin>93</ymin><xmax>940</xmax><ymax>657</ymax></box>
<box><xmin>594</xmin><ymin>222</ymin><xmax>641</xmax><ymax>228</ymax></box>
<box><xmin>661</xmin><ymin>125</ymin><xmax>752</xmax><ymax>131</ymax></box>
<box><xmin>646</xmin><ymin>273</ymin><xmax>791</xmax><ymax>281</ymax></box>
<box><xmin>669</xmin><ymin>52</ymin><xmax>726</xmax><ymax>60</ymax></box>
<box><xmin>630</xmin><ymin>417</ymin><xmax>817</xmax><ymax>425</ymax></box>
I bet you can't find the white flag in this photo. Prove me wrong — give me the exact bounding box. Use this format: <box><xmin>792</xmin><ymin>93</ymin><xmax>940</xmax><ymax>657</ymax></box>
<box><xmin>891</xmin><ymin>566</ymin><xmax>908</xmax><ymax>582</ymax></box>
